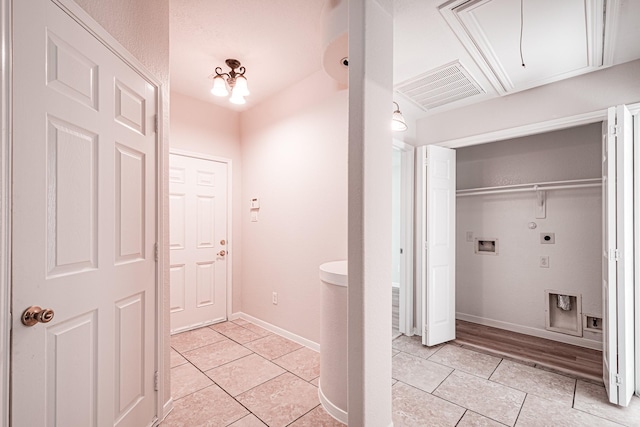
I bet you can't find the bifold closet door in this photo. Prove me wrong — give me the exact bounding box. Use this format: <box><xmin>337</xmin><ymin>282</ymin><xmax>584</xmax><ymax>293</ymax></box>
<box><xmin>602</xmin><ymin>104</ymin><xmax>634</xmax><ymax>407</ymax></box>
<box><xmin>418</xmin><ymin>145</ymin><xmax>456</xmax><ymax>347</ymax></box>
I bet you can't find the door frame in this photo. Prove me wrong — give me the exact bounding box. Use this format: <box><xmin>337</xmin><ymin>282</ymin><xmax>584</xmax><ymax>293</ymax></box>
<box><xmin>392</xmin><ymin>140</ymin><xmax>414</xmax><ymax>335</ymax></box>
<box><xmin>0</xmin><ymin>1</ymin><xmax>11</xmax><ymax>425</ymax></box>
<box><xmin>169</xmin><ymin>148</ymin><xmax>234</xmax><ymax>323</ymax></box>
<box><xmin>1</xmin><ymin>1</ymin><xmax>168</xmax><ymax>425</ymax></box>
<box><xmin>635</xmin><ymin>110</ymin><xmax>640</xmax><ymax>397</ymax></box>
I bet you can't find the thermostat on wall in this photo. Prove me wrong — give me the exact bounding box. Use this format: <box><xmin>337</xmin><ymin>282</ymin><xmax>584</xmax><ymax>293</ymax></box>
<box><xmin>250</xmin><ymin>198</ymin><xmax>260</xmax><ymax>209</ymax></box>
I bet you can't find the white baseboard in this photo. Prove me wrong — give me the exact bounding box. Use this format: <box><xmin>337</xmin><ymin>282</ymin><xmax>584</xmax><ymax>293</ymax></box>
<box><xmin>231</xmin><ymin>312</ymin><xmax>320</xmax><ymax>352</ymax></box>
<box><xmin>318</xmin><ymin>383</ymin><xmax>348</xmax><ymax>424</ymax></box>
<box><xmin>456</xmin><ymin>313</ymin><xmax>602</xmax><ymax>351</ymax></box>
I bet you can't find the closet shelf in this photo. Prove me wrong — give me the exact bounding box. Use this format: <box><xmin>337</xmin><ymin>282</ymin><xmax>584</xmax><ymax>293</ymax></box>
<box><xmin>456</xmin><ymin>178</ymin><xmax>602</xmax><ymax>197</ymax></box>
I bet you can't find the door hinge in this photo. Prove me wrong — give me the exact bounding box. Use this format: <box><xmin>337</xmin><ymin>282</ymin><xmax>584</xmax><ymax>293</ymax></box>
<box><xmin>154</xmin><ymin>371</ymin><xmax>159</xmax><ymax>391</ymax></box>
<box><xmin>424</xmin><ymin>324</ymin><xmax>428</xmax><ymax>332</ymax></box>
<box><xmin>154</xmin><ymin>115</ymin><xmax>159</xmax><ymax>133</ymax></box>
<box><xmin>615</xmin><ymin>374</ymin><xmax>622</xmax><ymax>386</ymax></box>
<box><xmin>610</xmin><ymin>248</ymin><xmax>620</xmax><ymax>261</ymax></box>
<box><xmin>609</xmin><ymin>124</ymin><xmax>620</xmax><ymax>137</ymax></box>
<box><xmin>154</xmin><ymin>243</ymin><xmax>159</xmax><ymax>262</ymax></box>
<box><xmin>424</xmin><ymin>241</ymin><xmax>428</xmax><ymax>250</ymax></box>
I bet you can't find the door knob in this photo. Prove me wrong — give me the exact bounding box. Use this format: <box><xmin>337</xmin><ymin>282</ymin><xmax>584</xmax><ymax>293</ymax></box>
<box><xmin>217</xmin><ymin>250</ymin><xmax>226</xmax><ymax>257</ymax></box>
<box><xmin>220</xmin><ymin>240</ymin><xmax>226</xmax><ymax>245</ymax></box>
<box><xmin>21</xmin><ymin>306</ymin><xmax>55</xmax><ymax>326</ymax></box>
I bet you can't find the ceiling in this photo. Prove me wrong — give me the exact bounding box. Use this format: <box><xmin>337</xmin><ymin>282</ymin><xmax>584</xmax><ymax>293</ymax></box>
<box><xmin>170</xmin><ymin>0</ymin><xmax>640</xmax><ymax>118</ymax></box>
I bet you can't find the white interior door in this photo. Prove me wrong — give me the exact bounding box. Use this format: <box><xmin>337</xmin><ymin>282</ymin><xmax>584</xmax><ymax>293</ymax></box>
<box><xmin>421</xmin><ymin>145</ymin><xmax>456</xmax><ymax>346</ymax></box>
<box><xmin>11</xmin><ymin>1</ymin><xmax>158</xmax><ymax>425</ymax></box>
<box><xmin>603</xmin><ymin>105</ymin><xmax>634</xmax><ymax>406</ymax></box>
<box><xmin>169</xmin><ymin>153</ymin><xmax>228</xmax><ymax>333</ymax></box>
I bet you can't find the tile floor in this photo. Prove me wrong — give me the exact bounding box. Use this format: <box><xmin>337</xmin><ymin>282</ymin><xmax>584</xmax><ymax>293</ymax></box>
<box><xmin>162</xmin><ymin>320</ymin><xmax>640</xmax><ymax>427</ymax></box>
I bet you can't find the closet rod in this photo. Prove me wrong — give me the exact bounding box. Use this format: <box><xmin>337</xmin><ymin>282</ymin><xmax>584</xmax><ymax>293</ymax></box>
<box><xmin>456</xmin><ymin>178</ymin><xmax>602</xmax><ymax>197</ymax></box>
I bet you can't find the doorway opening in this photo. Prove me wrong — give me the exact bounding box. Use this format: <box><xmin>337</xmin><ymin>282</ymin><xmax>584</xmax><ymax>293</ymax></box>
<box><xmin>392</xmin><ymin>140</ymin><xmax>414</xmax><ymax>339</ymax></box>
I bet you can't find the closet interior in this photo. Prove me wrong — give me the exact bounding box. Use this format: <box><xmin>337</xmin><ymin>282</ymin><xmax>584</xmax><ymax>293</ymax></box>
<box><xmin>452</xmin><ymin>122</ymin><xmax>604</xmax><ymax>375</ymax></box>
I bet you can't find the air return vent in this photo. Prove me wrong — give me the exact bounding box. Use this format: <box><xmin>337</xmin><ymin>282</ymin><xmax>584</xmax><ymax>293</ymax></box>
<box><xmin>395</xmin><ymin>61</ymin><xmax>484</xmax><ymax>111</ymax></box>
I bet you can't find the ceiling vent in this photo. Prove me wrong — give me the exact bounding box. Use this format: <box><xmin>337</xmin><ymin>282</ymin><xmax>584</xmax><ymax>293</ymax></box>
<box><xmin>395</xmin><ymin>61</ymin><xmax>484</xmax><ymax>111</ymax></box>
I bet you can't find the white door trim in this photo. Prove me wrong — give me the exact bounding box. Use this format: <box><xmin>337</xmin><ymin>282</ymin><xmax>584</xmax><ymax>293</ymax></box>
<box><xmin>392</xmin><ymin>140</ymin><xmax>414</xmax><ymax>336</ymax></box>
<box><xmin>169</xmin><ymin>148</ymin><xmax>233</xmax><ymax>320</ymax></box>
<box><xmin>635</xmin><ymin>111</ymin><xmax>640</xmax><ymax>397</ymax></box>
<box><xmin>437</xmin><ymin>102</ymin><xmax>640</xmax><ymax>149</ymax></box>
<box><xmin>4</xmin><ymin>0</ymin><xmax>169</xmax><ymax>424</ymax></box>
<box><xmin>0</xmin><ymin>1</ymin><xmax>11</xmax><ymax>426</ymax></box>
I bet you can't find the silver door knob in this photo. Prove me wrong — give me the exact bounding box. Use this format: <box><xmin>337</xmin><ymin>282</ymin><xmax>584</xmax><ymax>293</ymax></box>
<box><xmin>21</xmin><ymin>306</ymin><xmax>55</xmax><ymax>326</ymax></box>
<box><xmin>217</xmin><ymin>250</ymin><xmax>226</xmax><ymax>257</ymax></box>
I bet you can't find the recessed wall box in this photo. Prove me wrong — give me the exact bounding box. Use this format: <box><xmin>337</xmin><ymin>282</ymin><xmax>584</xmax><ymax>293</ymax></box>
<box><xmin>474</xmin><ymin>238</ymin><xmax>498</xmax><ymax>255</ymax></box>
<box><xmin>545</xmin><ymin>290</ymin><xmax>582</xmax><ymax>337</ymax></box>
<box><xmin>583</xmin><ymin>314</ymin><xmax>603</xmax><ymax>333</ymax></box>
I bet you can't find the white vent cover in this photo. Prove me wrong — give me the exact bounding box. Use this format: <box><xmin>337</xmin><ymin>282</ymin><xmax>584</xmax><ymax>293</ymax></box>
<box><xmin>395</xmin><ymin>61</ymin><xmax>484</xmax><ymax>111</ymax></box>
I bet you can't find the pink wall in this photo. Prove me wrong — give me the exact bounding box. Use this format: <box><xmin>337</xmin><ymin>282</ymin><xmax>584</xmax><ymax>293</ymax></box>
<box><xmin>170</xmin><ymin>92</ymin><xmax>243</xmax><ymax>312</ymax></box>
<box><xmin>240</xmin><ymin>70</ymin><xmax>348</xmax><ymax>343</ymax></box>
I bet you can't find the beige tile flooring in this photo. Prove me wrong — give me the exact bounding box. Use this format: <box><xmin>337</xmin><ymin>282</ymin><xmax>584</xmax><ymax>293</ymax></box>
<box><xmin>162</xmin><ymin>320</ymin><xmax>640</xmax><ymax>427</ymax></box>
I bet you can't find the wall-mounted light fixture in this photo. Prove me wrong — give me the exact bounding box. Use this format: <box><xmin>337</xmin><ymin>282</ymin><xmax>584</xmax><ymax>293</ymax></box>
<box><xmin>210</xmin><ymin>59</ymin><xmax>250</xmax><ymax>105</ymax></box>
<box><xmin>392</xmin><ymin>102</ymin><xmax>408</xmax><ymax>132</ymax></box>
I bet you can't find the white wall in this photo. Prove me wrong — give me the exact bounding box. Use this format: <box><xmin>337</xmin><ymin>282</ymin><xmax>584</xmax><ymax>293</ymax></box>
<box><xmin>417</xmin><ymin>59</ymin><xmax>640</xmax><ymax>145</ymax></box>
<box><xmin>170</xmin><ymin>92</ymin><xmax>243</xmax><ymax>312</ymax></box>
<box><xmin>240</xmin><ymin>70</ymin><xmax>348</xmax><ymax>344</ymax></box>
<box><xmin>456</xmin><ymin>124</ymin><xmax>603</xmax><ymax>346</ymax></box>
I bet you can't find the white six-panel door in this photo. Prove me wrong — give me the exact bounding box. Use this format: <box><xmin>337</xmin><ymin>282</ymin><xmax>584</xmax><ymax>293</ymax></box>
<box><xmin>169</xmin><ymin>153</ymin><xmax>228</xmax><ymax>333</ymax></box>
<box><xmin>12</xmin><ymin>1</ymin><xmax>158</xmax><ymax>425</ymax></box>
<box><xmin>420</xmin><ymin>145</ymin><xmax>456</xmax><ymax>346</ymax></box>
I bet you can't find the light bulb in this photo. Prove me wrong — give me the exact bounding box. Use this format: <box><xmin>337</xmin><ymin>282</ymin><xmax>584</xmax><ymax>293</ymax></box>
<box><xmin>392</xmin><ymin>111</ymin><xmax>408</xmax><ymax>131</ymax></box>
<box><xmin>211</xmin><ymin>76</ymin><xmax>228</xmax><ymax>97</ymax></box>
<box><xmin>234</xmin><ymin>75</ymin><xmax>250</xmax><ymax>96</ymax></box>
<box><xmin>229</xmin><ymin>87</ymin><xmax>246</xmax><ymax>105</ymax></box>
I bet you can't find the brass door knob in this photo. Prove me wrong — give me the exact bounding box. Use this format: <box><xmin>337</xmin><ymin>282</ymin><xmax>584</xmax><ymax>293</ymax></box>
<box><xmin>22</xmin><ymin>306</ymin><xmax>55</xmax><ymax>326</ymax></box>
<box><xmin>217</xmin><ymin>250</ymin><xmax>226</xmax><ymax>257</ymax></box>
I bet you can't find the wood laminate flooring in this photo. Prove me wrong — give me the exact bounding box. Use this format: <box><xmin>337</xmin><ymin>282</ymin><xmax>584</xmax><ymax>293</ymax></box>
<box><xmin>454</xmin><ymin>320</ymin><xmax>603</xmax><ymax>382</ymax></box>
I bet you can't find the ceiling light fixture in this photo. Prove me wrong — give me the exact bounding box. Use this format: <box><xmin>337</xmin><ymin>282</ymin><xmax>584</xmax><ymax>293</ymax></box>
<box><xmin>210</xmin><ymin>59</ymin><xmax>250</xmax><ymax>105</ymax></box>
<box><xmin>392</xmin><ymin>102</ymin><xmax>408</xmax><ymax>132</ymax></box>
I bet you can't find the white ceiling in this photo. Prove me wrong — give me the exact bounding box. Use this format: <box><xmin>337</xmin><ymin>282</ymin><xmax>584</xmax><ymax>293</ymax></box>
<box><xmin>170</xmin><ymin>0</ymin><xmax>640</xmax><ymax>116</ymax></box>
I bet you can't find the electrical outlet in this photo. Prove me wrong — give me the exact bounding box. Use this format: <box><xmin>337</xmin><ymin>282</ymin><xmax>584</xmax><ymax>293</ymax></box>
<box><xmin>272</xmin><ymin>292</ymin><xmax>278</xmax><ymax>305</ymax></box>
<box><xmin>540</xmin><ymin>256</ymin><xmax>550</xmax><ymax>268</ymax></box>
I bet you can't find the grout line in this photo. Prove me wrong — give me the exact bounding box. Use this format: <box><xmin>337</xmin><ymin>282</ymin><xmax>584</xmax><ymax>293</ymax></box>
<box><xmin>488</xmin><ymin>357</ymin><xmax>505</xmax><ymax>380</ymax></box>
<box><xmin>454</xmin><ymin>409</ymin><xmax>467</xmax><ymax>426</ymax></box>
<box><xmin>513</xmin><ymin>393</ymin><xmax>527</xmax><ymax>426</ymax></box>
